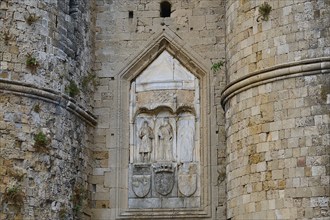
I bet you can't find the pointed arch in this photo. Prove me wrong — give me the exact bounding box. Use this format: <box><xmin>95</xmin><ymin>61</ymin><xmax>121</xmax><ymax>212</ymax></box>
<box><xmin>118</xmin><ymin>27</ymin><xmax>209</xmax><ymax>81</ymax></box>
<box><xmin>115</xmin><ymin>27</ymin><xmax>212</xmax><ymax>219</ymax></box>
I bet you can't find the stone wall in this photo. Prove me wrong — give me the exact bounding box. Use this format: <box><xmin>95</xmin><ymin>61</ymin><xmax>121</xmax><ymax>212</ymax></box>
<box><xmin>92</xmin><ymin>0</ymin><xmax>227</xmax><ymax>219</ymax></box>
<box><xmin>223</xmin><ymin>0</ymin><xmax>330</xmax><ymax>219</ymax></box>
<box><xmin>224</xmin><ymin>72</ymin><xmax>329</xmax><ymax>219</ymax></box>
<box><xmin>0</xmin><ymin>0</ymin><xmax>96</xmax><ymax>219</ymax></box>
<box><xmin>226</xmin><ymin>0</ymin><xmax>330</xmax><ymax>81</ymax></box>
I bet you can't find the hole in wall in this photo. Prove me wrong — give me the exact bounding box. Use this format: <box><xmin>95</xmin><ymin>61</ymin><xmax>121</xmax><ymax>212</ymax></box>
<box><xmin>129</xmin><ymin>11</ymin><xmax>133</xmax><ymax>18</ymax></box>
<box><xmin>110</xmin><ymin>77</ymin><xmax>115</xmax><ymax>80</ymax></box>
<box><xmin>160</xmin><ymin>1</ymin><xmax>171</xmax><ymax>17</ymax></box>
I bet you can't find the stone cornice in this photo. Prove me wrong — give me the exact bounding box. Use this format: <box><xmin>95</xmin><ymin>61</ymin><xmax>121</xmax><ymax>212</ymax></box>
<box><xmin>0</xmin><ymin>79</ymin><xmax>97</xmax><ymax>126</ymax></box>
<box><xmin>221</xmin><ymin>57</ymin><xmax>330</xmax><ymax>108</ymax></box>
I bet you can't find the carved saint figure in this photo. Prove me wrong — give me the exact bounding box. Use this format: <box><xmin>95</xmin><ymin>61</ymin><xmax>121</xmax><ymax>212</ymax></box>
<box><xmin>138</xmin><ymin>121</ymin><xmax>154</xmax><ymax>162</ymax></box>
<box><xmin>157</xmin><ymin>118</ymin><xmax>173</xmax><ymax>161</ymax></box>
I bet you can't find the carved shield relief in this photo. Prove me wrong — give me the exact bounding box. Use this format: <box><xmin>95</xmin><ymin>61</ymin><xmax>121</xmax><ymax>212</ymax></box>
<box><xmin>178</xmin><ymin>174</ymin><xmax>197</xmax><ymax>197</ymax></box>
<box><xmin>132</xmin><ymin>175</ymin><xmax>151</xmax><ymax>198</ymax></box>
<box><xmin>154</xmin><ymin>170</ymin><xmax>175</xmax><ymax>196</ymax></box>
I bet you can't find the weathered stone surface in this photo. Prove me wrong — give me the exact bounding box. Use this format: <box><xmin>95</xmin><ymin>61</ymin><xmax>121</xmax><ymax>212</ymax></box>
<box><xmin>1</xmin><ymin>0</ymin><xmax>328</xmax><ymax>220</ymax></box>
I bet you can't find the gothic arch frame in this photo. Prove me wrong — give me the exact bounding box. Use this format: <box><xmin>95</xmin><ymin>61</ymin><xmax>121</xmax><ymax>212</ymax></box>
<box><xmin>114</xmin><ymin>28</ymin><xmax>214</xmax><ymax>219</ymax></box>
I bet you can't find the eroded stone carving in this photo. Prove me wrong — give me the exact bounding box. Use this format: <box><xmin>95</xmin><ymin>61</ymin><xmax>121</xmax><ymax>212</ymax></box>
<box><xmin>138</xmin><ymin>121</ymin><xmax>154</xmax><ymax>163</ymax></box>
<box><xmin>132</xmin><ymin>175</ymin><xmax>151</xmax><ymax>198</ymax></box>
<box><xmin>129</xmin><ymin>51</ymin><xmax>201</xmax><ymax>209</ymax></box>
<box><xmin>154</xmin><ymin>163</ymin><xmax>175</xmax><ymax>196</ymax></box>
<box><xmin>177</xmin><ymin>113</ymin><xmax>195</xmax><ymax>162</ymax></box>
<box><xmin>157</xmin><ymin>117</ymin><xmax>173</xmax><ymax>161</ymax></box>
<box><xmin>178</xmin><ymin>163</ymin><xmax>198</xmax><ymax>197</ymax></box>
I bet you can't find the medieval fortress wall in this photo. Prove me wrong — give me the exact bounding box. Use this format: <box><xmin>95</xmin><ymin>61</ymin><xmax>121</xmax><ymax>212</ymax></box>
<box><xmin>0</xmin><ymin>0</ymin><xmax>329</xmax><ymax>220</ymax></box>
<box><xmin>224</xmin><ymin>0</ymin><xmax>330</xmax><ymax>219</ymax></box>
<box><xmin>0</xmin><ymin>0</ymin><xmax>95</xmax><ymax>219</ymax></box>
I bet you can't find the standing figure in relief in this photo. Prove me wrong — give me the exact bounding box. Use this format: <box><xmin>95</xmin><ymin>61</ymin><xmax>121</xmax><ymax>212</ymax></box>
<box><xmin>157</xmin><ymin>117</ymin><xmax>173</xmax><ymax>161</ymax></box>
<box><xmin>138</xmin><ymin>121</ymin><xmax>154</xmax><ymax>162</ymax></box>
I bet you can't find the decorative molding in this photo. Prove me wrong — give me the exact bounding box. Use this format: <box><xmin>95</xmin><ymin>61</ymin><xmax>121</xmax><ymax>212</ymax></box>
<box><xmin>221</xmin><ymin>57</ymin><xmax>330</xmax><ymax>108</ymax></box>
<box><xmin>117</xmin><ymin>26</ymin><xmax>209</xmax><ymax>81</ymax></box>
<box><xmin>0</xmin><ymin>79</ymin><xmax>97</xmax><ymax>126</ymax></box>
<box><xmin>115</xmin><ymin>27</ymin><xmax>212</xmax><ymax>219</ymax></box>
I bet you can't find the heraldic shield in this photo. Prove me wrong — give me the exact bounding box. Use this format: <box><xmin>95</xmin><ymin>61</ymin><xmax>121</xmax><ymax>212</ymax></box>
<box><xmin>132</xmin><ymin>175</ymin><xmax>151</xmax><ymax>198</ymax></box>
<box><xmin>178</xmin><ymin>173</ymin><xmax>197</xmax><ymax>197</ymax></box>
<box><xmin>154</xmin><ymin>164</ymin><xmax>175</xmax><ymax>196</ymax></box>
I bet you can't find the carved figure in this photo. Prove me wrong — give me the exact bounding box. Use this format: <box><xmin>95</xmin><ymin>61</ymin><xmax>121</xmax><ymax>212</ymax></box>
<box><xmin>138</xmin><ymin>121</ymin><xmax>154</xmax><ymax>162</ymax></box>
<box><xmin>157</xmin><ymin>118</ymin><xmax>173</xmax><ymax>161</ymax></box>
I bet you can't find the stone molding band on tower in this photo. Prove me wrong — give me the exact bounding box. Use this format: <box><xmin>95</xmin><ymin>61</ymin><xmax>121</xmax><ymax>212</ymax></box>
<box><xmin>0</xmin><ymin>79</ymin><xmax>97</xmax><ymax>126</ymax></box>
<box><xmin>221</xmin><ymin>57</ymin><xmax>330</xmax><ymax>108</ymax></box>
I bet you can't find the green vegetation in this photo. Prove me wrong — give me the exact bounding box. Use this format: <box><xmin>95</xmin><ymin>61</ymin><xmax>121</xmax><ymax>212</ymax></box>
<box><xmin>72</xmin><ymin>186</ymin><xmax>88</xmax><ymax>215</ymax></box>
<box><xmin>65</xmin><ymin>81</ymin><xmax>80</xmax><ymax>98</ymax></box>
<box><xmin>33</xmin><ymin>103</ymin><xmax>41</xmax><ymax>113</ymax></box>
<box><xmin>2</xmin><ymin>185</ymin><xmax>25</xmax><ymax>209</ymax></box>
<box><xmin>257</xmin><ymin>2</ymin><xmax>272</xmax><ymax>21</ymax></box>
<box><xmin>82</xmin><ymin>72</ymin><xmax>97</xmax><ymax>90</ymax></box>
<box><xmin>25</xmin><ymin>13</ymin><xmax>40</xmax><ymax>25</ymax></box>
<box><xmin>1</xmin><ymin>29</ymin><xmax>15</xmax><ymax>45</ymax></box>
<box><xmin>59</xmin><ymin>207</ymin><xmax>67</xmax><ymax>220</ymax></box>
<box><xmin>26</xmin><ymin>53</ymin><xmax>39</xmax><ymax>70</ymax></box>
<box><xmin>34</xmin><ymin>131</ymin><xmax>49</xmax><ymax>152</ymax></box>
<box><xmin>211</xmin><ymin>60</ymin><xmax>225</xmax><ymax>73</ymax></box>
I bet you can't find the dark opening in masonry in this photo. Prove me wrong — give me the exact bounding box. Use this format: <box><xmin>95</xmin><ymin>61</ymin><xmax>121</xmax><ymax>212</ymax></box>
<box><xmin>160</xmin><ymin>1</ymin><xmax>171</xmax><ymax>17</ymax></box>
<box><xmin>129</xmin><ymin>11</ymin><xmax>133</xmax><ymax>18</ymax></box>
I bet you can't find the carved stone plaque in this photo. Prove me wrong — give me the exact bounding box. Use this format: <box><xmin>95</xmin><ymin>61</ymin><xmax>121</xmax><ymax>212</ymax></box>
<box><xmin>129</xmin><ymin>50</ymin><xmax>201</xmax><ymax>209</ymax></box>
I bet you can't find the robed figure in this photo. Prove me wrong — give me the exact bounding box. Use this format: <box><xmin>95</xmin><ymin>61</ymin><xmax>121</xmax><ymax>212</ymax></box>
<box><xmin>138</xmin><ymin>121</ymin><xmax>154</xmax><ymax>162</ymax></box>
<box><xmin>157</xmin><ymin>118</ymin><xmax>173</xmax><ymax>161</ymax></box>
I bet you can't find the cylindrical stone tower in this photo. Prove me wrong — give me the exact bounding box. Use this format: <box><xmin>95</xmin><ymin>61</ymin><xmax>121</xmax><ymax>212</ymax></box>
<box><xmin>0</xmin><ymin>0</ymin><xmax>95</xmax><ymax>219</ymax></box>
<box><xmin>223</xmin><ymin>0</ymin><xmax>329</xmax><ymax>219</ymax></box>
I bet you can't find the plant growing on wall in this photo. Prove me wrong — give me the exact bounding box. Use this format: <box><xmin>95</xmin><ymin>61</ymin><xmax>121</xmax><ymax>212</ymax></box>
<box><xmin>71</xmin><ymin>186</ymin><xmax>88</xmax><ymax>216</ymax></box>
<box><xmin>25</xmin><ymin>12</ymin><xmax>40</xmax><ymax>25</ymax></box>
<box><xmin>33</xmin><ymin>131</ymin><xmax>49</xmax><ymax>152</ymax></box>
<box><xmin>211</xmin><ymin>60</ymin><xmax>225</xmax><ymax>73</ymax></box>
<box><xmin>1</xmin><ymin>185</ymin><xmax>25</xmax><ymax>210</ymax></box>
<box><xmin>257</xmin><ymin>2</ymin><xmax>272</xmax><ymax>21</ymax></box>
<box><xmin>26</xmin><ymin>53</ymin><xmax>39</xmax><ymax>70</ymax></box>
<box><xmin>7</xmin><ymin>168</ymin><xmax>26</xmax><ymax>182</ymax></box>
<box><xmin>59</xmin><ymin>207</ymin><xmax>67</xmax><ymax>220</ymax></box>
<box><xmin>65</xmin><ymin>81</ymin><xmax>80</xmax><ymax>98</ymax></box>
<box><xmin>1</xmin><ymin>30</ymin><xmax>15</xmax><ymax>45</ymax></box>
<box><xmin>33</xmin><ymin>103</ymin><xmax>41</xmax><ymax>113</ymax></box>
<box><xmin>81</xmin><ymin>72</ymin><xmax>97</xmax><ymax>90</ymax></box>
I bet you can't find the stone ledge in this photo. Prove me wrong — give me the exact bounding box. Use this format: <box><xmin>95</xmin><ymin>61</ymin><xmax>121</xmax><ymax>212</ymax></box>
<box><xmin>0</xmin><ymin>79</ymin><xmax>97</xmax><ymax>126</ymax></box>
<box><xmin>221</xmin><ymin>57</ymin><xmax>330</xmax><ymax>108</ymax></box>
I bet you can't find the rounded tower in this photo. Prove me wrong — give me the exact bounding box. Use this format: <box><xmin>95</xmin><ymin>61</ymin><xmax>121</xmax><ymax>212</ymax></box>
<box><xmin>223</xmin><ymin>0</ymin><xmax>329</xmax><ymax>219</ymax></box>
<box><xmin>0</xmin><ymin>0</ymin><xmax>95</xmax><ymax>219</ymax></box>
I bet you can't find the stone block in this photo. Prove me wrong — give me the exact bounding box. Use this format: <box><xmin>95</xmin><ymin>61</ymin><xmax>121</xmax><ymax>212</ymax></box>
<box><xmin>189</xmin><ymin>16</ymin><xmax>206</xmax><ymax>31</ymax></box>
<box><xmin>88</xmin><ymin>175</ymin><xmax>105</xmax><ymax>185</ymax></box>
<box><xmin>184</xmin><ymin>196</ymin><xmax>200</xmax><ymax>208</ymax></box>
<box><xmin>161</xmin><ymin>197</ymin><xmax>184</xmax><ymax>208</ymax></box>
<box><xmin>129</xmin><ymin>198</ymin><xmax>161</xmax><ymax>209</ymax></box>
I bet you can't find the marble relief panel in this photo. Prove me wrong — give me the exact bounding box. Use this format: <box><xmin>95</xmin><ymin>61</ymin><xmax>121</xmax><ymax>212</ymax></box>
<box><xmin>128</xmin><ymin>50</ymin><xmax>201</xmax><ymax>209</ymax></box>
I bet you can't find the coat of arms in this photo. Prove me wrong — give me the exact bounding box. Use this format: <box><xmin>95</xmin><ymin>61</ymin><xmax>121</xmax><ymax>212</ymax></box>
<box><xmin>132</xmin><ymin>175</ymin><xmax>151</xmax><ymax>198</ymax></box>
<box><xmin>154</xmin><ymin>164</ymin><xmax>174</xmax><ymax>196</ymax></box>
